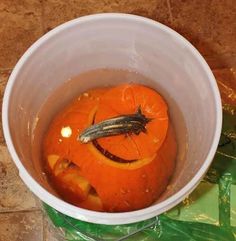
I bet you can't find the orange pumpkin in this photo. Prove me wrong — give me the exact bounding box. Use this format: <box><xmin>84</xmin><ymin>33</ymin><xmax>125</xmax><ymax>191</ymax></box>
<box><xmin>43</xmin><ymin>84</ymin><xmax>177</xmax><ymax>212</ymax></box>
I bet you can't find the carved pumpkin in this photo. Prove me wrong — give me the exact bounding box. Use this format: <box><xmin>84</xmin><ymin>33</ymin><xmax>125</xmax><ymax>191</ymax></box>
<box><xmin>43</xmin><ymin>84</ymin><xmax>177</xmax><ymax>212</ymax></box>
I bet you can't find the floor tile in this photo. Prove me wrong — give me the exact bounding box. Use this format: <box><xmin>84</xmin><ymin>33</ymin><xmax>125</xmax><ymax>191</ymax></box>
<box><xmin>0</xmin><ymin>211</ymin><xmax>43</xmax><ymax>241</ymax></box>
<box><xmin>169</xmin><ymin>0</ymin><xmax>236</xmax><ymax>56</ymax></box>
<box><xmin>0</xmin><ymin>0</ymin><xmax>43</xmax><ymax>69</ymax></box>
<box><xmin>43</xmin><ymin>0</ymin><xmax>170</xmax><ymax>31</ymax></box>
<box><xmin>0</xmin><ymin>145</ymin><xmax>39</xmax><ymax>212</ymax></box>
<box><xmin>206</xmin><ymin>54</ymin><xmax>236</xmax><ymax>70</ymax></box>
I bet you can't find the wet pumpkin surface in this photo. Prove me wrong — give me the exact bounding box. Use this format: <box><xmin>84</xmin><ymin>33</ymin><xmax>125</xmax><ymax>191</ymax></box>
<box><xmin>43</xmin><ymin>84</ymin><xmax>177</xmax><ymax>212</ymax></box>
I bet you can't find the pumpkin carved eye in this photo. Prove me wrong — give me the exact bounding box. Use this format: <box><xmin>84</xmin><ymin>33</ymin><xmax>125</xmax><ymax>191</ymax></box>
<box><xmin>43</xmin><ymin>84</ymin><xmax>177</xmax><ymax>212</ymax></box>
<box><xmin>46</xmin><ymin>155</ymin><xmax>103</xmax><ymax>211</ymax></box>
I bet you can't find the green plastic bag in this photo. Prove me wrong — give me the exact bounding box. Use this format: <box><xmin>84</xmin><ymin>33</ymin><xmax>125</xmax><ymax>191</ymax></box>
<box><xmin>44</xmin><ymin>105</ymin><xmax>236</xmax><ymax>241</ymax></box>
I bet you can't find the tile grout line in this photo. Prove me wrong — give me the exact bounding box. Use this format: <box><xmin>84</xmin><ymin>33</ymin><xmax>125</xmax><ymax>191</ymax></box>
<box><xmin>0</xmin><ymin>208</ymin><xmax>42</xmax><ymax>215</ymax></box>
<box><xmin>166</xmin><ymin>0</ymin><xmax>173</xmax><ymax>24</ymax></box>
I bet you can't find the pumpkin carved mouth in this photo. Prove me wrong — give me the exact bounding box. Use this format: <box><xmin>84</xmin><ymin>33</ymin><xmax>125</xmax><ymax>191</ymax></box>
<box><xmin>92</xmin><ymin>139</ymin><xmax>137</xmax><ymax>163</ymax></box>
<box><xmin>43</xmin><ymin>83</ymin><xmax>177</xmax><ymax>212</ymax></box>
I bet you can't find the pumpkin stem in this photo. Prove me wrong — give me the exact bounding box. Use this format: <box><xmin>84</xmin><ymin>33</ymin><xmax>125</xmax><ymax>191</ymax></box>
<box><xmin>78</xmin><ymin>106</ymin><xmax>152</xmax><ymax>143</ymax></box>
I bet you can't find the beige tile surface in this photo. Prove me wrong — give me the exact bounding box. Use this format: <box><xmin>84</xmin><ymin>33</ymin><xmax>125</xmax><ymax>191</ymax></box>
<box><xmin>168</xmin><ymin>0</ymin><xmax>236</xmax><ymax>57</ymax></box>
<box><xmin>0</xmin><ymin>211</ymin><xmax>43</xmax><ymax>241</ymax></box>
<box><xmin>0</xmin><ymin>145</ymin><xmax>39</xmax><ymax>212</ymax></box>
<box><xmin>43</xmin><ymin>0</ymin><xmax>170</xmax><ymax>31</ymax></box>
<box><xmin>0</xmin><ymin>0</ymin><xmax>43</xmax><ymax>69</ymax></box>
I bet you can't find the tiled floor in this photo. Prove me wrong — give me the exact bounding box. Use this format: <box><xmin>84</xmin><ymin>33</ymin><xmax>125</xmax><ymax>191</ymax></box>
<box><xmin>0</xmin><ymin>0</ymin><xmax>235</xmax><ymax>240</ymax></box>
<box><xmin>0</xmin><ymin>211</ymin><xmax>44</xmax><ymax>241</ymax></box>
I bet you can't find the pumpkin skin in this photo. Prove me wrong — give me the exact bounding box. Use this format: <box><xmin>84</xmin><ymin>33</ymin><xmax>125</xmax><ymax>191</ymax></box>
<box><xmin>95</xmin><ymin>84</ymin><xmax>169</xmax><ymax>160</ymax></box>
<box><xmin>43</xmin><ymin>84</ymin><xmax>177</xmax><ymax>212</ymax></box>
<box><xmin>74</xmin><ymin>125</ymin><xmax>176</xmax><ymax>211</ymax></box>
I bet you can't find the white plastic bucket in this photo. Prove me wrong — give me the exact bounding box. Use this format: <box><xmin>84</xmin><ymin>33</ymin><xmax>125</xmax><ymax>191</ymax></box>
<box><xmin>2</xmin><ymin>13</ymin><xmax>222</xmax><ymax>225</ymax></box>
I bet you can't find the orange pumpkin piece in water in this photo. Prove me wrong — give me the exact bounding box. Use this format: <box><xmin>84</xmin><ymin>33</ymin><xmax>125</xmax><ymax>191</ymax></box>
<box><xmin>43</xmin><ymin>83</ymin><xmax>177</xmax><ymax>212</ymax></box>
